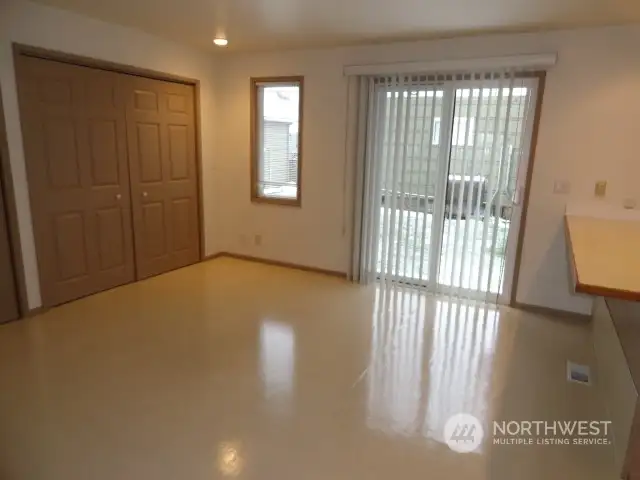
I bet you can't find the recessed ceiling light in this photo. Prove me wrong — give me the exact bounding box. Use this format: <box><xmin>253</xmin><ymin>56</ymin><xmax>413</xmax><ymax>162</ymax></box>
<box><xmin>213</xmin><ymin>38</ymin><xmax>228</xmax><ymax>47</ymax></box>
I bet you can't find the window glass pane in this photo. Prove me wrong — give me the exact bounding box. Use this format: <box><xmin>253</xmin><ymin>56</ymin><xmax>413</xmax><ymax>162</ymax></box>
<box><xmin>432</xmin><ymin>118</ymin><xmax>441</xmax><ymax>145</ymax></box>
<box><xmin>452</xmin><ymin>117</ymin><xmax>476</xmax><ymax>147</ymax></box>
<box><xmin>431</xmin><ymin>117</ymin><xmax>476</xmax><ymax>146</ymax></box>
<box><xmin>257</xmin><ymin>83</ymin><xmax>300</xmax><ymax>200</ymax></box>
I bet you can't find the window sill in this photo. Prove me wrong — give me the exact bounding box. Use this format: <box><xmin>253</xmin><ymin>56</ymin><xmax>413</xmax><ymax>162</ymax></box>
<box><xmin>251</xmin><ymin>196</ymin><xmax>301</xmax><ymax>207</ymax></box>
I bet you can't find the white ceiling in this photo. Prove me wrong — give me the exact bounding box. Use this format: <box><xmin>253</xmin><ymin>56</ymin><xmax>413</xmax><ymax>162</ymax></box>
<box><xmin>30</xmin><ymin>0</ymin><xmax>640</xmax><ymax>51</ymax></box>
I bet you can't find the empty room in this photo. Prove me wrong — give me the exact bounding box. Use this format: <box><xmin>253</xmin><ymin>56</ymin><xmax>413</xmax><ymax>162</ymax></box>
<box><xmin>1</xmin><ymin>0</ymin><xmax>640</xmax><ymax>478</ymax></box>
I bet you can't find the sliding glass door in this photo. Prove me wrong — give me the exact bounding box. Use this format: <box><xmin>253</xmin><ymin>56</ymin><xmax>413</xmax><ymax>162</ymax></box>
<box><xmin>373</xmin><ymin>74</ymin><xmax>538</xmax><ymax>302</ymax></box>
<box><xmin>376</xmin><ymin>84</ymin><xmax>452</xmax><ymax>287</ymax></box>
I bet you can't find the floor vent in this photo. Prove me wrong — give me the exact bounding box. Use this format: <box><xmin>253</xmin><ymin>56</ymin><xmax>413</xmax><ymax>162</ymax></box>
<box><xmin>567</xmin><ymin>362</ymin><xmax>591</xmax><ymax>385</ymax></box>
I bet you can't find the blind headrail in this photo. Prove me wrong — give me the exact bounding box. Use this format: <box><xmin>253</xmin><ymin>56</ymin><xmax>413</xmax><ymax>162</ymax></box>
<box><xmin>343</xmin><ymin>53</ymin><xmax>557</xmax><ymax>76</ymax></box>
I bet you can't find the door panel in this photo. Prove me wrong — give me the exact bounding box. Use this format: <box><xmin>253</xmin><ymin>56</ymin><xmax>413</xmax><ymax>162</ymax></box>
<box><xmin>134</xmin><ymin>90</ymin><xmax>159</xmax><ymax>111</ymax></box>
<box><xmin>168</xmin><ymin>125</ymin><xmax>189</xmax><ymax>179</ymax></box>
<box><xmin>136</xmin><ymin>122</ymin><xmax>163</xmax><ymax>182</ymax></box>
<box><xmin>16</xmin><ymin>56</ymin><xmax>135</xmax><ymax>307</ymax></box>
<box><xmin>54</xmin><ymin>212</ymin><xmax>89</xmax><ymax>281</ymax></box>
<box><xmin>436</xmin><ymin>79</ymin><xmax>538</xmax><ymax>302</ymax></box>
<box><xmin>141</xmin><ymin>201</ymin><xmax>167</xmax><ymax>259</ymax></box>
<box><xmin>83</xmin><ymin>66</ymin><xmax>136</xmax><ymax>294</ymax></box>
<box><xmin>0</xmin><ymin>178</ymin><xmax>19</xmax><ymax>324</ymax></box>
<box><xmin>44</xmin><ymin>120</ymin><xmax>82</xmax><ymax>188</ymax></box>
<box><xmin>89</xmin><ymin>120</ymin><xmax>121</xmax><ymax>186</ymax></box>
<box><xmin>123</xmin><ymin>75</ymin><xmax>200</xmax><ymax>279</ymax></box>
<box><xmin>96</xmin><ymin>207</ymin><xmax>127</xmax><ymax>271</ymax></box>
<box><xmin>374</xmin><ymin>84</ymin><xmax>450</xmax><ymax>284</ymax></box>
<box><xmin>171</xmin><ymin>198</ymin><xmax>192</xmax><ymax>251</ymax></box>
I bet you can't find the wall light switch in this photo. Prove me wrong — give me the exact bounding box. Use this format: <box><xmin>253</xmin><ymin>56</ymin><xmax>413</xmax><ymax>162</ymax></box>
<box><xmin>553</xmin><ymin>180</ymin><xmax>571</xmax><ymax>195</ymax></box>
<box><xmin>594</xmin><ymin>181</ymin><xmax>607</xmax><ymax>198</ymax></box>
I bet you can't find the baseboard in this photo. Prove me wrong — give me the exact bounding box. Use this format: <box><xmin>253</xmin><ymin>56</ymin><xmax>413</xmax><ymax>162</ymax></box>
<box><xmin>0</xmin><ymin>305</ymin><xmax>58</xmax><ymax>325</ymax></box>
<box><xmin>202</xmin><ymin>252</ymin><xmax>225</xmax><ymax>262</ymax></box>
<box><xmin>512</xmin><ymin>301</ymin><xmax>591</xmax><ymax>322</ymax></box>
<box><xmin>207</xmin><ymin>252</ymin><xmax>347</xmax><ymax>279</ymax></box>
<box><xmin>23</xmin><ymin>306</ymin><xmax>48</xmax><ymax>318</ymax></box>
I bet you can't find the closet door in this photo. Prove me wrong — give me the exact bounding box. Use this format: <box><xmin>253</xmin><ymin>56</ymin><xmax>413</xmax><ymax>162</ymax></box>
<box><xmin>122</xmin><ymin>75</ymin><xmax>200</xmax><ymax>279</ymax></box>
<box><xmin>15</xmin><ymin>56</ymin><xmax>135</xmax><ymax>307</ymax></box>
<box><xmin>0</xmin><ymin>178</ymin><xmax>18</xmax><ymax>323</ymax></box>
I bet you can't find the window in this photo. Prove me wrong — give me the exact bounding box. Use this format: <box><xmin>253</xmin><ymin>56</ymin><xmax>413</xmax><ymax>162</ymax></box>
<box><xmin>432</xmin><ymin>117</ymin><xmax>476</xmax><ymax>146</ymax></box>
<box><xmin>251</xmin><ymin>77</ymin><xmax>303</xmax><ymax>206</ymax></box>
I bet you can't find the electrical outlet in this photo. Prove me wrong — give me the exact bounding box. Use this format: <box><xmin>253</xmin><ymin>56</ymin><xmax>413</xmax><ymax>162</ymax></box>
<box><xmin>553</xmin><ymin>180</ymin><xmax>571</xmax><ymax>195</ymax></box>
<box><xmin>594</xmin><ymin>181</ymin><xmax>607</xmax><ymax>198</ymax></box>
<box><xmin>254</xmin><ymin>234</ymin><xmax>262</xmax><ymax>247</ymax></box>
<box><xmin>624</xmin><ymin>198</ymin><xmax>637</xmax><ymax>210</ymax></box>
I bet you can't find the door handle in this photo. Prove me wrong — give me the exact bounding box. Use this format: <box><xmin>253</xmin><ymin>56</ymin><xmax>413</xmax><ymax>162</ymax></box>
<box><xmin>142</xmin><ymin>192</ymin><xmax>148</xmax><ymax>198</ymax></box>
<box><xmin>115</xmin><ymin>194</ymin><xmax>122</xmax><ymax>201</ymax></box>
<box><xmin>512</xmin><ymin>186</ymin><xmax>524</xmax><ymax>206</ymax></box>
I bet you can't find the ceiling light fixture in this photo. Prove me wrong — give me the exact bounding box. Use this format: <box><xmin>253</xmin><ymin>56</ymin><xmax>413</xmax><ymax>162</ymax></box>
<box><xmin>213</xmin><ymin>37</ymin><xmax>228</xmax><ymax>47</ymax></box>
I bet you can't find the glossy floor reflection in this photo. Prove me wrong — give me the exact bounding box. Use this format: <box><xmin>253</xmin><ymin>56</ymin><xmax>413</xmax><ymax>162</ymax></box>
<box><xmin>0</xmin><ymin>258</ymin><xmax>615</xmax><ymax>479</ymax></box>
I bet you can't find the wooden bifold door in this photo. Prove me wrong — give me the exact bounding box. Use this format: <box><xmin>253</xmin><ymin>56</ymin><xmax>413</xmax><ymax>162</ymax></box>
<box><xmin>16</xmin><ymin>55</ymin><xmax>200</xmax><ymax>308</ymax></box>
<box><xmin>123</xmin><ymin>75</ymin><xmax>200</xmax><ymax>279</ymax></box>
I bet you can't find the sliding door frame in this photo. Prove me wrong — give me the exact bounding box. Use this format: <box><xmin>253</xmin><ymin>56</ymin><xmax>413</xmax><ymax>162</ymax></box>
<box><xmin>428</xmin><ymin>84</ymin><xmax>455</xmax><ymax>288</ymax></box>
<box><xmin>508</xmin><ymin>71</ymin><xmax>547</xmax><ymax>306</ymax></box>
<box><xmin>371</xmin><ymin>71</ymin><xmax>546</xmax><ymax>305</ymax></box>
<box><xmin>372</xmin><ymin>81</ymin><xmax>454</xmax><ymax>287</ymax></box>
<box><xmin>435</xmin><ymin>75</ymin><xmax>543</xmax><ymax>304</ymax></box>
<box><xmin>497</xmin><ymin>76</ymin><xmax>540</xmax><ymax>304</ymax></box>
<box><xmin>437</xmin><ymin>72</ymin><xmax>546</xmax><ymax>304</ymax></box>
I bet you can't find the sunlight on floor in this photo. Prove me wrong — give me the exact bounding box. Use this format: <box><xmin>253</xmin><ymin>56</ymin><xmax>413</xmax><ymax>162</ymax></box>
<box><xmin>367</xmin><ymin>286</ymin><xmax>499</xmax><ymax>452</ymax></box>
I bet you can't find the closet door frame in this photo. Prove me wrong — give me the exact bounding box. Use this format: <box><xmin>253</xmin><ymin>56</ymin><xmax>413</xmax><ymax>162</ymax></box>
<box><xmin>13</xmin><ymin>43</ymin><xmax>206</xmax><ymax>261</ymax></box>
<box><xmin>11</xmin><ymin>44</ymin><xmax>206</xmax><ymax>309</ymax></box>
<box><xmin>0</xmin><ymin>83</ymin><xmax>26</xmax><ymax>318</ymax></box>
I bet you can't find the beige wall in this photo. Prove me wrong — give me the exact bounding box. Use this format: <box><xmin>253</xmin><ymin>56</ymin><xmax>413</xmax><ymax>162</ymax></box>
<box><xmin>216</xmin><ymin>26</ymin><xmax>640</xmax><ymax>314</ymax></box>
<box><xmin>2</xmin><ymin>0</ymin><xmax>639</xmax><ymax>315</ymax></box>
<box><xmin>0</xmin><ymin>0</ymin><xmax>222</xmax><ymax>309</ymax></box>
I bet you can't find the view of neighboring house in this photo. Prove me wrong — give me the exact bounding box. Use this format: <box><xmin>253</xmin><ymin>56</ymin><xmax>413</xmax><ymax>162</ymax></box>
<box><xmin>261</xmin><ymin>87</ymin><xmax>299</xmax><ymax>196</ymax></box>
<box><xmin>381</xmin><ymin>86</ymin><xmax>530</xmax><ymax>211</ymax></box>
<box><xmin>263</xmin><ymin>119</ymin><xmax>298</xmax><ymax>184</ymax></box>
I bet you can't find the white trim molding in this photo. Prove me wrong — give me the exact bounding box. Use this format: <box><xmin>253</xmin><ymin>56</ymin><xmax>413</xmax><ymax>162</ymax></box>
<box><xmin>343</xmin><ymin>53</ymin><xmax>558</xmax><ymax>76</ymax></box>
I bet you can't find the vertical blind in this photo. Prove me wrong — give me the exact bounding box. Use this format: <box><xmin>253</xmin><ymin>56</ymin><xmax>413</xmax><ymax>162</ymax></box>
<box><xmin>352</xmin><ymin>71</ymin><xmax>539</xmax><ymax>301</ymax></box>
<box><xmin>262</xmin><ymin>120</ymin><xmax>298</xmax><ymax>183</ymax></box>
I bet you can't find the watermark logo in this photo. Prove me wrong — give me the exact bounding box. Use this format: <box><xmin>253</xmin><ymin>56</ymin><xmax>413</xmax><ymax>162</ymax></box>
<box><xmin>492</xmin><ymin>420</ymin><xmax>612</xmax><ymax>446</ymax></box>
<box><xmin>443</xmin><ymin>414</ymin><xmax>612</xmax><ymax>452</ymax></box>
<box><xmin>444</xmin><ymin>413</ymin><xmax>485</xmax><ymax>453</ymax></box>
